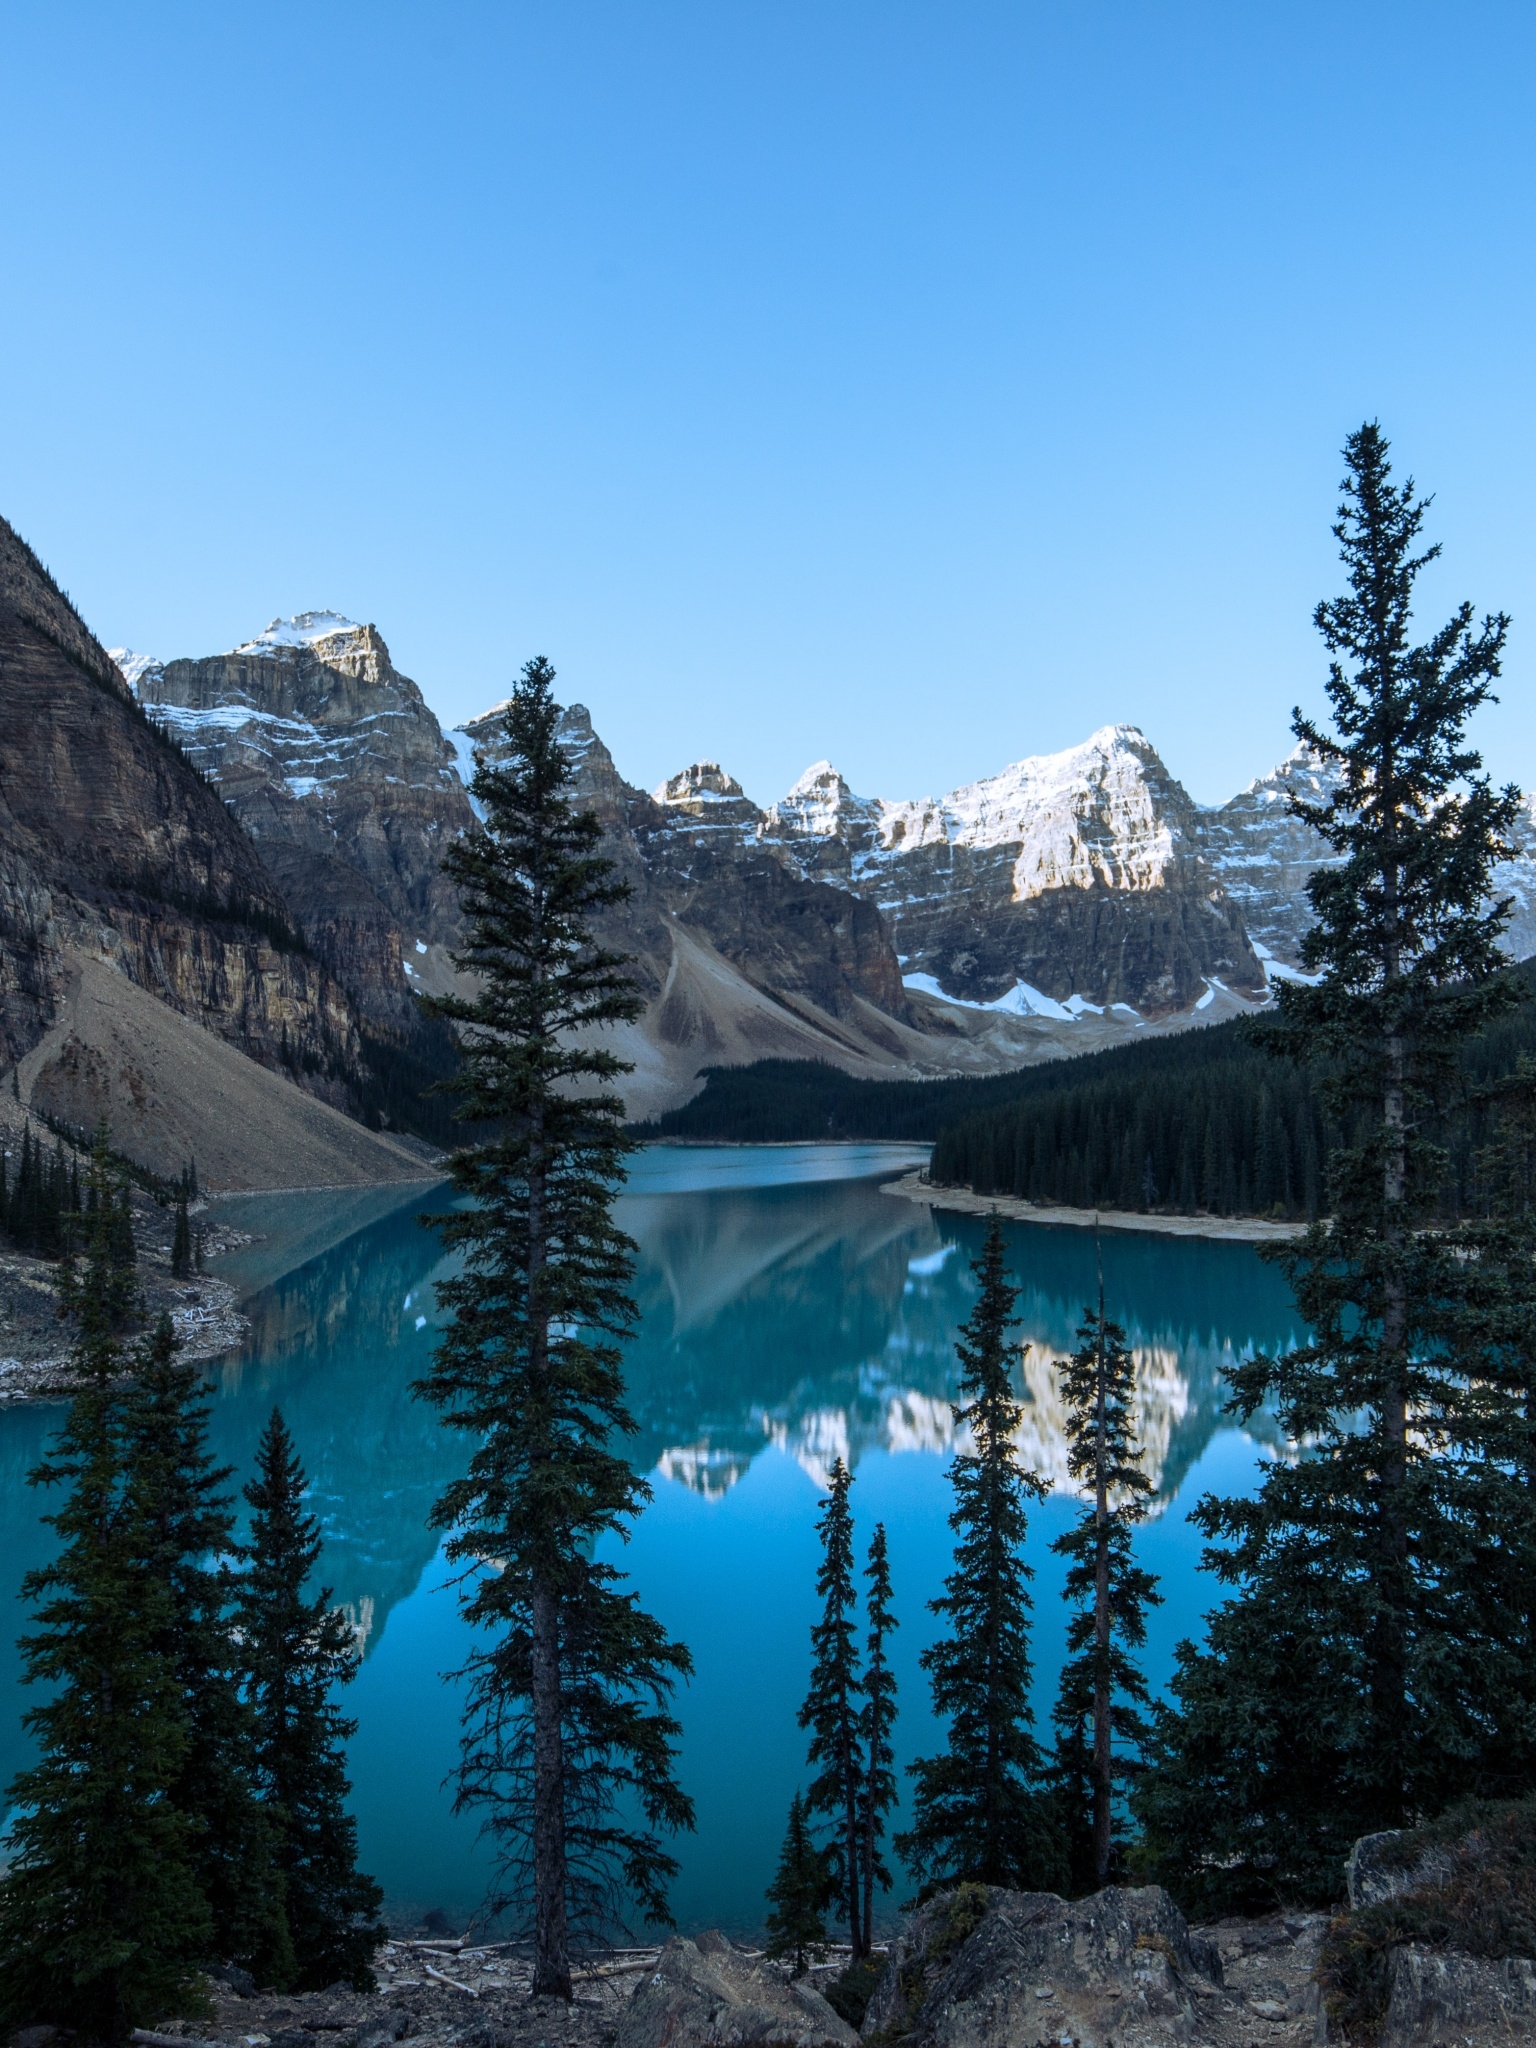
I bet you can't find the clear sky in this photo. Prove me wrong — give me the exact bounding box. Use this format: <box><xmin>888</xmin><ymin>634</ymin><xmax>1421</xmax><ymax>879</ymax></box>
<box><xmin>3</xmin><ymin>3</ymin><xmax>1534</xmax><ymax>808</ymax></box>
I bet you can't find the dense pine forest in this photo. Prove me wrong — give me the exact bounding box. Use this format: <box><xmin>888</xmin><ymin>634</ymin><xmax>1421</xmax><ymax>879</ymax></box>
<box><xmin>932</xmin><ymin>962</ymin><xmax>1536</xmax><ymax>1219</ymax></box>
<box><xmin>635</xmin><ymin>1056</ymin><xmax>1054</xmax><ymax>1144</ymax></box>
<box><xmin>643</xmin><ymin>960</ymin><xmax>1536</xmax><ymax>1221</ymax></box>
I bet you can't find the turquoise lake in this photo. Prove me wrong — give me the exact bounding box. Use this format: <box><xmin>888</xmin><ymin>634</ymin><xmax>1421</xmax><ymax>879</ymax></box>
<box><xmin>0</xmin><ymin>1144</ymin><xmax>1306</xmax><ymax>1940</ymax></box>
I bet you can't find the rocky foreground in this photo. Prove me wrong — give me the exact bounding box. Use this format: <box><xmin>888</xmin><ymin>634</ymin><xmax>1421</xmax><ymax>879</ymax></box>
<box><xmin>101</xmin><ymin>1863</ymin><xmax>1530</xmax><ymax>2048</ymax></box>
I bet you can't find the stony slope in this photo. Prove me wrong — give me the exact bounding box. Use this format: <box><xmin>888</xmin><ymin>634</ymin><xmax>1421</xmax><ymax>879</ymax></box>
<box><xmin>0</xmin><ymin>519</ymin><xmax>364</xmax><ymax>1104</ymax></box>
<box><xmin>119</xmin><ymin>613</ymin><xmax>476</xmax><ymax>1043</ymax></box>
<box><xmin>757</xmin><ymin>726</ymin><xmax>1265</xmax><ymax>1014</ymax></box>
<box><xmin>18</xmin><ymin>954</ymin><xmax>431</xmax><ymax>1191</ymax></box>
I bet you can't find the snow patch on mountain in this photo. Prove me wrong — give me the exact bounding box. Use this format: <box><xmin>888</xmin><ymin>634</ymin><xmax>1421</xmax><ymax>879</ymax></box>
<box><xmin>232</xmin><ymin>611</ymin><xmax>362</xmax><ymax>655</ymax></box>
<box><xmin>108</xmin><ymin>648</ymin><xmax>164</xmax><ymax>693</ymax></box>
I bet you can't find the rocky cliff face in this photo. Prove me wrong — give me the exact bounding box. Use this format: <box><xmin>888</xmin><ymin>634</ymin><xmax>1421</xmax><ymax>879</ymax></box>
<box><xmin>758</xmin><ymin>725</ymin><xmax>1265</xmax><ymax>1015</ymax></box>
<box><xmin>460</xmin><ymin>705</ymin><xmax>910</xmax><ymax>1028</ymax></box>
<box><xmin>1195</xmin><ymin>743</ymin><xmax>1536</xmax><ymax>972</ymax></box>
<box><xmin>0</xmin><ymin>518</ymin><xmax>363</xmax><ymax>1102</ymax></box>
<box><xmin>119</xmin><ymin>614</ymin><xmax>477</xmax><ymax>1045</ymax></box>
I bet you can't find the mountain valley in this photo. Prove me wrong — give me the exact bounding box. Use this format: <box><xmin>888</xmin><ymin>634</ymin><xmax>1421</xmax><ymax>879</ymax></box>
<box><xmin>7</xmin><ymin>496</ymin><xmax>1536</xmax><ymax>1174</ymax></box>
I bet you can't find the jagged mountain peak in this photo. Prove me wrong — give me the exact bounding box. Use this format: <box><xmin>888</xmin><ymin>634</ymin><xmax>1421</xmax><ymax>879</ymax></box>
<box><xmin>108</xmin><ymin>647</ymin><xmax>164</xmax><ymax>693</ymax></box>
<box><xmin>233</xmin><ymin>610</ymin><xmax>363</xmax><ymax>655</ymax></box>
<box><xmin>764</xmin><ymin>760</ymin><xmax>879</xmax><ymax>848</ymax></box>
<box><xmin>653</xmin><ymin>761</ymin><xmax>752</xmax><ymax>807</ymax></box>
<box><xmin>1224</xmin><ymin>739</ymin><xmax>1340</xmax><ymax>811</ymax></box>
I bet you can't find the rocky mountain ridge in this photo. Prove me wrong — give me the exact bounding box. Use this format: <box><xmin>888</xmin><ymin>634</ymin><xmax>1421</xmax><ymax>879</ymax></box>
<box><xmin>110</xmin><ymin>595</ymin><xmax>1536</xmax><ymax>1127</ymax></box>
<box><xmin>0</xmin><ymin>521</ymin><xmax>376</xmax><ymax>1145</ymax></box>
<box><xmin>747</xmin><ymin>723</ymin><xmax>1266</xmax><ymax>1013</ymax></box>
<box><xmin>117</xmin><ymin>613</ymin><xmax>475</xmax><ymax>1054</ymax></box>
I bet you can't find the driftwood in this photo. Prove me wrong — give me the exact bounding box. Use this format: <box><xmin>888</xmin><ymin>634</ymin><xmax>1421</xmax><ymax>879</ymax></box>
<box><xmin>424</xmin><ymin>1963</ymin><xmax>479</xmax><ymax>1997</ymax></box>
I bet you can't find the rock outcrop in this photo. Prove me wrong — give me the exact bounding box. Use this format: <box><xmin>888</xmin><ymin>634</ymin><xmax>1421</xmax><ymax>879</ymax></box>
<box><xmin>1195</xmin><ymin>743</ymin><xmax>1536</xmax><ymax>973</ymax></box>
<box><xmin>122</xmin><ymin>613</ymin><xmax>476</xmax><ymax>1043</ymax></box>
<box><xmin>863</xmin><ymin>1882</ymin><xmax>1230</xmax><ymax>2048</ymax></box>
<box><xmin>1193</xmin><ymin>745</ymin><xmax>1343</xmax><ymax>975</ymax></box>
<box><xmin>617</xmin><ymin>1931</ymin><xmax>857</xmax><ymax>2048</ymax></box>
<box><xmin>758</xmin><ymin>728</ymin><xmax>1266</xmax><ymax>1016</ymax></box>
<box><xmin>0</xmin><ymin>519</ymin><xmax>364</xmax><ymax>1105</ymax></box>
<box><xmin>1320</xmin><ymin>1805</ymin><xmax>1536</xmax><ymax>2047</ymax></box>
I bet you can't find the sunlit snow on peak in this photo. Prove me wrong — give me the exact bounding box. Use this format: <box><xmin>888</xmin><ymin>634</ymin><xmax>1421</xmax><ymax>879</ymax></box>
<box><xmin>232</xmin><ymin>611</ymin><xmax>362</xmax><ymax>656</ymax></box>
<box><xmin>108</xmin><ymin>648</ymin><xmax>163</xmax><ymax>691</ymax></box>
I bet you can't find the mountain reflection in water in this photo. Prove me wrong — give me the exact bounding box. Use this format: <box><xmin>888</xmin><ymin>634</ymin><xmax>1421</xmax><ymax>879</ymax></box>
<box><xmin>0</xmin><ymin>1145</ymin><xmax>1305</xmax><ymax>1934</ymax></box>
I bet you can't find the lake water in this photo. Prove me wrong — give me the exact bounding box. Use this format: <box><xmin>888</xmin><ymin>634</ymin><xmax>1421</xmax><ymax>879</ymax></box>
<box><xmin>0</xmin><ymin>1144</ymin><xmax>1306</xmax><ymax>1940</ymax></box>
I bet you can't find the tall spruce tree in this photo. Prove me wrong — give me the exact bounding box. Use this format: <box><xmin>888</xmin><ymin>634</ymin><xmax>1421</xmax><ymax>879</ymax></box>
<box><xmin>0</xmin><ymin>1145</ymin><xmax>209</xmax><ymax>2044</ymax></box>
<box><xmin>414</xmin><ymin>657</ymin><xmax>693</xmax><ymax>1997</ymax></box>
<box><xmin>857</xmin><ymin>1523</ymin><xmax>898</xmax><ymax>1945</ymax></box>
<box><xmin>898</xmin><ymin>1218</ymin><xmax>1057</xmax><ymax>1893</ymax></box>
<box><xmin>1137</xmin><ymin>424</ymin><xmax>1521</xmax><ymax>1909</ymax></box>
<box><xmin>1050</xmin><ymin>1281</ymin><xmax>1159</xmax><ymax>1894</ymax></box>
<box><xmin>237</xmin><ymin>1409</ymin><xmax>384</xmax><ymax>1990</ymax></box>
<box><xmin>764</xmin><ymin>1792</ymin><xmax>833</xmax><ymax>1975</ymax></box>
<box><xmin>799</xmin><ymin>1458</ymin><xmax>866</xmax><ymax>1957</ymax></box>
<box><xmin>124</xmin><ymin>1315</ymin><xmax>287</xmax><ymax>1981</ymax></box>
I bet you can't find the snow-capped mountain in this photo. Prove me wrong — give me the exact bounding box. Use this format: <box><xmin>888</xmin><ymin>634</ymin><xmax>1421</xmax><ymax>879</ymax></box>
<box><xmin>1193</xmin><ymin>742</ymin><xmax>1536</xmax><ymax>972</ymax></box>
<box><xmin>117</xmin><ymin>617</ymin><xmax>474</xmax><ymax>1043</ymax></box>
<box><xmin>754</xmin><ymin>725</ymin><xmax>1264</xmax><ymax>1015</ymax></box>
<box><xmin>119</xmin><ymin>599</ymin><xmax>1536</xmax><ymax>1125</ymax></box>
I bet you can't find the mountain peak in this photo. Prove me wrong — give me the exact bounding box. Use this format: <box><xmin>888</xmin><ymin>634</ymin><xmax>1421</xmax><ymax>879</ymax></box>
<box><xmin>108</xmin><ymin>647</ymin><xmax>164</xmax><ymax>692</ymax></box>
<box><xmin>232</xmin><ymin>611</ymin><xmax>363</xmax><ymax>656</ymax></box>
<box><xmin>654</xmin><ymin>761</ymin><xmax>748</xmax><ymax>806</ymax></box>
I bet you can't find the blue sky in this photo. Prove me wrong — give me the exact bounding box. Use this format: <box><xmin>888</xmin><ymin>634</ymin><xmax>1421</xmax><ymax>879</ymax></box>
<box><xmin>3</xmin><ymin>3</ymin><xmax>1534</xmax><ymax>807</ymax></box>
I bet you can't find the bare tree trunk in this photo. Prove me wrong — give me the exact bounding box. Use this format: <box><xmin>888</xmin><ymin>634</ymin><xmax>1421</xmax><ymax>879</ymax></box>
<box><xmin>1091</xmin><ymin>1322</ymin><xmax>1113</xmax><ymax>1889</ymax></box>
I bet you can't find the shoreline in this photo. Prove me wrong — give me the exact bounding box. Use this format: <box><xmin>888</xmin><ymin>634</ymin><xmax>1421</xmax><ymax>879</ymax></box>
<box><xmin>880</xmin><ymin>1170</ymin><xmax>1307</xmax><ymax>1243</ymax></box>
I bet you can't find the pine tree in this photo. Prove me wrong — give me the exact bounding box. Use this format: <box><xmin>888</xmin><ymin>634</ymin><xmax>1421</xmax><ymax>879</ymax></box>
<box><xmin>124</xmin><ymin>1315</ymin><xmax>288</xmax><ymax>1981</ymax></box>
<box><xmin>1137</xmin><ymin>424</ymin><xmax>1522</xmax><ymax>1909</ymax></box>
<box><xmin>799</xmin><ymin>1458</ymin><xmax>865</xmax><ymax>1956</ymax></box>
<box><xmin>1049</xmin><ymin>1277</ymin><xmax>1159</xmax><ymax>1894</ymax></box>
<box><xmin>237</xmin><ymin>1409</ymin><xmax>383</xmax><ymax>1990</ymax></box>
<box><xmin>0</xmin><ymin>1146</ymin><xmax>209</xmax><ymax>2043</ymax></box>
<box><xmin>171</xmin><ymin>1190</ymin><xmax>192</xmax><ymax>1278</ymax></box>
<box><xmin>857</xmin><ymin>1524</ymin><xmax>898</xmax><ymax>1944</ymax></box>
<box><xmin>764</xmin><ymin>1792</ymin><xmax>833</xmax><ymax>1975</ymax></box>
<box><xmin>898</xmin><ymin>1218</ymin><xmax>1058</xmax><ymax>1893</ymax></box>
<box><xmin>414</xmin><ymin>657</ymin><xmax>693</xmax><ymax>1997</ymax></box>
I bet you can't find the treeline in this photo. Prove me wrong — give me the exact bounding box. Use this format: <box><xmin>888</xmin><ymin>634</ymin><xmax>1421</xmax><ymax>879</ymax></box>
<box><xmin>640</xmin><ymin>968</ymin><xmax>1536</xmax><ymax>1224</ymax></box>
<box><xmin>635</xmin><ymin>1057</ymin><xmax>1063</xmax><ymax>1143</ymax></box>
<box><xmin>931</xmin><ymin>965</ymin><xmax>1536</xmax><ymax>1219</ymax></box>
<box><xmin>934</xmin><ymin>1029</ymin><xmax>1327</xmax><ymax>1218</ymax></box>
<box><xmin>4</xmin><ymin>1116</ymin><xmax>205</xmax><ymax>1268</ymax></box>
<box><xmin>0</xmin><ymin>1127</ymin><xmax>85</xmax><ymax>1255</ymax></box>
<box><xmin>0</xmin><ymin>1138</ymin><xmax>383</xmax><ymax>2039</ymax></box>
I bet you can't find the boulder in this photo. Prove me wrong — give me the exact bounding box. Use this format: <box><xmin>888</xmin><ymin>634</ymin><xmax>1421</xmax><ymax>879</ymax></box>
<box><xmin>1378</xmin><ymin>1945</ymin><xmax>1536</xmax><ymax>2048</ymax></box>
<box><xmin>1344</xmin><ymin>1830</ymin><xmax>1456</xmax><ymax>1911</ymax></box>
<box><xmin>861</xmin><ymin>1882</ymin><xmax>1226</xmax><ymax>2048</ymax></box>
<box><xmin>617</xmin><ymin>1931</ymin><xmax>859</xmax><ymax>2048</ymax></box>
